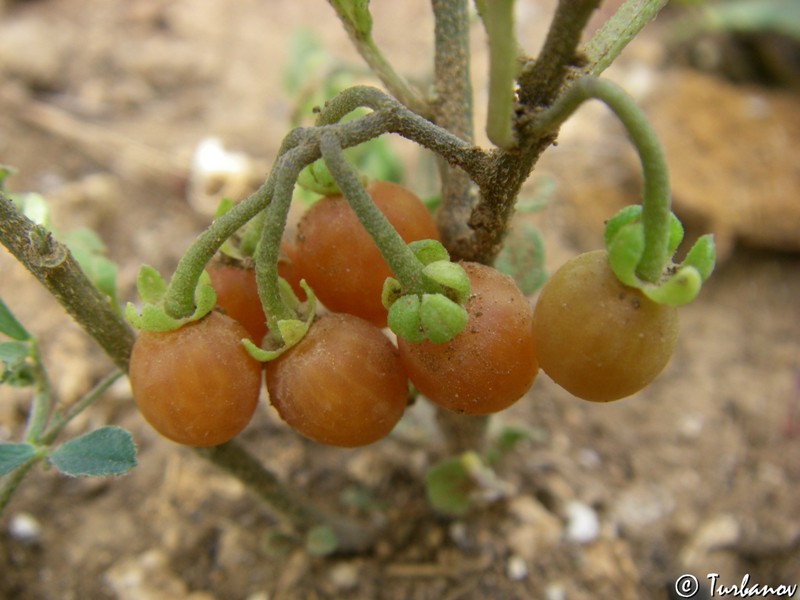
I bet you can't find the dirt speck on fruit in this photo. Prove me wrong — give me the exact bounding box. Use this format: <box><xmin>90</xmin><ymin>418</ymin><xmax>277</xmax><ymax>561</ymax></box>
<box><xmin>1</xmin><ymin>1</ymin><xmax>799</xmax><ymax>599</ymax></box>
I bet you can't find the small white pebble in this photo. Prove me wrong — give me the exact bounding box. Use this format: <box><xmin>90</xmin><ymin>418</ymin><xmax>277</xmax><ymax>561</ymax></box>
<box><xmin>565</xmin><ymin>501</ymin><xmax>599</xmax><ymax>544</ymax></box>
<box><xmin>506</xmin><ymin>554</ymin><xmax>528</xmax><ymax>581</ymax></box>
<box><xmin>8</xmin><ymin>512</ymin><xmax>42</xmax><ymax>543</ymax></box>
<box><xmin>328</xmin><ymin>562</ymin><xmax>359</xmax><ymax>591</ymax></box>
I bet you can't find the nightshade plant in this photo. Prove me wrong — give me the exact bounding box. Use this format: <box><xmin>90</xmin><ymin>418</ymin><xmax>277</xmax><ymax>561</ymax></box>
<box><xmin>1</xmin><ymin>0</ymin><xmax>715</xmax><ymax>551</ymax></box>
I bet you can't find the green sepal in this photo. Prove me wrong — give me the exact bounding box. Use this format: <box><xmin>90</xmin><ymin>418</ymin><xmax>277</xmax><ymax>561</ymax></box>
<box><xmin>125</xmin><ymin>268</ymin><xmax>217</xmax><ymax>332</ymax></box>
<box><xmin>682</xmin><ymin>233</ymin><xmax>716</xmax><ymax>282</ymax></box>
<box><xmin>244</xmin><ymin>280</ymin><xmax>317</xmax><ymax>362</ymax></box>
<box><xmin>296</xmin><ymin>159</ymin><xmax>340</xmax><ymax>196</ymax></box>
<box><xmin>135</xmin><ymin>265</ymin><xmax>167</xmax><ymax>304</ymax></box>
<box><xmin>606</xmin><ymin>222</ymin><xmax>644</xmax><ymax>288</ymax></box>
<box><xmin>387</xmin><ymin>295</ymin><xmax>424</xmax><ymax>343</ymax></box>
<box><xmin>421</xmin><ymin>261</ymin><xmax>471</xmax><ymax>304</ymax></box>
<box><xmin>604</xmin><ymin>204</ymin><xmax>641</xmax><ymax>248</ymax></box>
<box><xmin>419</xmin><ymin>294</ymin><xmax>468</xmax><ymax>343</ymax></box>
<box><xmin>381</xmin><ymin>277</ymin><xmax>403</xmax><ymax>310</ymax></box>
<box><xmin>642</xmin><ymin>265</ymin><xmax>702</xmax><ymax>306</ymax></box>
<box><xmin>408</xmin><ymin>239</ymin><xmax>449</xmax><ymax>266</ymax></box>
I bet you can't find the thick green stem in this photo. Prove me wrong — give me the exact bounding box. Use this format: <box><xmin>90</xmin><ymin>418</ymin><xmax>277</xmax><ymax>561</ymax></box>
<box><xmin>528</xmin><ymin>77</ymin><xmax>671</xmax><ymax>281</ymax></box>
<box><xmin>483</xmin><ymin>0</ymin><xmax>518</xmax><ymax>149</ymax></box>
<box><xmin>320</xmin><ymin>133</ymin><xmax>429</xmax><ymax>293</ymax></box>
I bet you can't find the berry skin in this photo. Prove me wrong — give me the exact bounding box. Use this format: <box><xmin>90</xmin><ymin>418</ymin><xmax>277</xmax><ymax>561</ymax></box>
<box><xmin>397</xmin><ymin>262</ymin><xmax>539</xmax><ymax>415</ymax></box>
<box><xmin>129</xmin><ymin>311</ymin><xmax>262</xmax><ymax>446</ymax></box>
<box><xmin>532</xmin><ymin>249</ymin><xmax>679</xmax><ymax>402</ymax></box>
<box><xmin>207</xmin><ymin>261</ymin><xmax>268</xmax><ymax>344</ymax></box>
<box><xmin>265</xmin><ymin>312</ymin><xmax>409</xmax><ymax>447</ymax></box>
<box><xmin>294</xmin><ymin>180</ymin><xmax>439</xmax><ymax>327</ymax></box>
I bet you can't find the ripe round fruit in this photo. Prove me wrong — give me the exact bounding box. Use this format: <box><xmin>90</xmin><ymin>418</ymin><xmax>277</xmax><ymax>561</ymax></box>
<box><xmin>294</xmin><ymin>180</ymin><xmax>439</xmax><ymax>327</ymax></box>
<box><xmin>397</xmin><ymin>262</ymin><xmax>539</xmax><ymax>415</ymax></box>
<box><xmin>207</xmin><ymin>261</ymin><xmax>268</xmax><ymax>344</ymax></box>
<box><xmin>129</xmin><ymin>311</ymin><xmax>262</xmax><ymax>446</ymax></box>
<box><xmin>265</xmin><ymin>312</ymin><xmax>408</xmax><ymax>447</ymax></box>
<box><xmin>532</xmin><ymin>249</ymin><xmax>679</xmax><ymax>402</ymax></box>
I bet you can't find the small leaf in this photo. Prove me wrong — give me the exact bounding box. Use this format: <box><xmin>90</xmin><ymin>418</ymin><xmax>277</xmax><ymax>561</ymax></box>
<box><xmin>494</xmin><ymin>222</ymin><xmax>547</xmax><ymax>295</ymax></box>
<box><xmin>305</xmin><ymin>525</ymin><xmax>339</xmax><ymax>556</ymax></box>
<box><xmin>0</xmin><ymin>341</ymin><xmax>35</xmax><ymax>387</ymax></box>
<box><xmin>49</xmin><ymin>426</ymin><xmax>137</xmax><ymax>477</ymax></box>
<box><xmin>419</xmin><ymin>294</ymin><xmax>468</xmax><ymax>343</ymax></box>
<box><xmin>0</xmin><ymin>443</ymin><xmax>37</xmax><ymax>476</ymax></box>
<box><xmin>425</xmin><ymin>455</ymin><xmax>474</xmax><ymax>516</ymax></box>
<box><xmin>0</xmin><ymin>298</ymin><xmax>31</xmax><ymax>341</ymax></box>
<box><xmin>13</xmin><ymin>192</ymin><xmax>51</xmax><ymax>228</ymax></box>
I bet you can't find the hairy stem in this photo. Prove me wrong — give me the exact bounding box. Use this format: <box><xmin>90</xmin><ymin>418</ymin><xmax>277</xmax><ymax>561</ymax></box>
<box><xmin>320</xmin><ymin>133</ymin><xmax>428</xmax><ymax>293</ymax></box>
<box><xmin>327</xmin><ymin>0</ymin><xmax>429</xmax><ymax>117</ymax></box>
<box><xmin>0</xmin><ymin>192</ymin><xmax>135</xmax><ymax>371</ymax></box>
<box><xmin>483</xmin><ymin>0</ymin><xmax>518</xmax><ymax>149</ymax></box>
<box><xmin>528</xmin><ymin>77</ymin><xmax>671</xmax><ymax>280</ymax></box>
<box><xmin>430</xmin><ymin>0</ymin><xmax>478</xmax><ymax>259</ymax></box>
<box><xmin>517</xmin><ymin>0</ymin><xmax>600</xmax><ymax>108</ymax></box>
<box><xmin>583</xmin><ymin>0</ymin><xmax>670</xmax><ymax>75</ymax></box>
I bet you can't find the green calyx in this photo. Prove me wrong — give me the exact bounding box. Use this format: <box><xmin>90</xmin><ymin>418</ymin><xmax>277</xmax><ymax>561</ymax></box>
<box><xmin>383</xmin><ymin>241</ymin><xmax>471</xmax><ymax>344</ymax></box>
<box><xmin>604</xmin><ymin>205</ymin><xmax>716</xmax><ymax>306</ymax></box>
<box><xmin>242</xmin><ymin>280</ymin><xmax>317</xmax><ymax>362</ymax></box>
<box><xmin>125</xmin><ymin>265</ymin><xmax>216</xmax><ymax>331</ymax></box>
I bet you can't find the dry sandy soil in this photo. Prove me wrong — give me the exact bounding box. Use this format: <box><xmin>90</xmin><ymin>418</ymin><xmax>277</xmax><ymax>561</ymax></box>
<box><xmin>1</xmin><ymin>1</ymin><xmax>799</xmax><ymax>599</ymax></box>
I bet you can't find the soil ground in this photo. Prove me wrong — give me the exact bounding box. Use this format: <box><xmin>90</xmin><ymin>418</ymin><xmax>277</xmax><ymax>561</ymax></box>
<box><xmin>1</xmin><ymin>1</ymin><xmax>799</xmax><ymax>599</ymax></box>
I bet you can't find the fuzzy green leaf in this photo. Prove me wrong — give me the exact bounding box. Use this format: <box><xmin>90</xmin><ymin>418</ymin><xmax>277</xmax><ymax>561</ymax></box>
<box><xmin>0</xmin><ymin>443</ymin><xmax>37</xmax><ymax>476</ymax></box>
<box><xmin>49</xmin><ymin>426</ymin><xmax>137</xmax><ymax>477</ymax></box>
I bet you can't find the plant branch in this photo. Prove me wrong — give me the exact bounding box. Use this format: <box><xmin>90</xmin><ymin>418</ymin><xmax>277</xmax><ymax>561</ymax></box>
<box><xmin>582</xmin><ymin>0</ymin><xmax>670</xmax><ymax>75</ymax></box>
<box><xmin>517</xmin><ymin>0</ymin><xmax>601</xmax><ymax>109</ymax></box>
<box><xmin>327</xmin><ymin>0</ymin><xmax>430</xmax><ymax>117</ymax></box>
<box><xmin>482</xmin><ymin>0</ymin><xmax>518</xmax><ymax>149</ymax></box>
<box><xmin>528</xmin><ymin>77</ymin><xmax>671</xmax><ymax>280</ymax></box>
<box><xmin>0</xmin><ymin>191</ymin><xmax>135</xmax><ymax>371</ymax></box>
<box><xmin>320</xmin><ymin>133</ymin><xmax>429</xmax><ymax>293</ymax></box>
